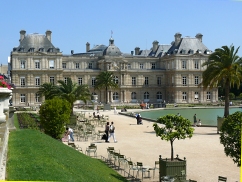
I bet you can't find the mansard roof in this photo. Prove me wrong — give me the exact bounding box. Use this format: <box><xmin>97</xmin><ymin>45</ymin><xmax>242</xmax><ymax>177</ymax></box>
<box><xmin>13</xmin><ymin>33</ymin><xmax>59</xmax><ymax>53</ymax></box>
<box><xmin>167</xmin><ymin>36</ymin><xmax>210</xmax><ymax>55</ymax></box>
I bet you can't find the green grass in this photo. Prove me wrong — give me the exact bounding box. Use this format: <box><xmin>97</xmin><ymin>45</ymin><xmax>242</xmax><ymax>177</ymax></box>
<box><xmin>7</xmin><ymin>129</ymin><xmax>128</xmax><ymax>182</ymax></box>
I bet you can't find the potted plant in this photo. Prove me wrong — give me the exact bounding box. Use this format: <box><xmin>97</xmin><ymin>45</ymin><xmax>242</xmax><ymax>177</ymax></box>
<box><xmin>153</xmin><ymin>114</ymin><xmax>194</xmax><ymax>180</ymax></box>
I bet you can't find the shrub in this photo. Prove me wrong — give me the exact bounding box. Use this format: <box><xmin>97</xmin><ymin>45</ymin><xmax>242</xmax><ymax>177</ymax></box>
<box><xmin>39</xmin><ymin>98</ymin><xmax>71</xmax><ymax>139</ymax></box>
<box><xmin>220</xmin><ymin>111</ymin><xmax>241</xmax><ymax>167</ymax></box>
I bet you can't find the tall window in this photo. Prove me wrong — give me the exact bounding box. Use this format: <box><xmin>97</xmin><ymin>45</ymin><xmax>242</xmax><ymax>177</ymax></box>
<box><xmin>20</xmin><ymin>77</ymin><xmax>25</xmax><ymax>87</ymax></box>
<box><xmin>35</xmin><ymin>60</ymin><xmax>40</xmax><ymax>69</ymax></box>
<box><xmin>182</xmin><ymin>76</ymin><xmax>187</xmax><ymax>86</ymax></box>
<box><xmin>62</xmin><ymin>63</ymin><xmax>66</xmax><ymax>69</ymax></box>
<box><xmin>35</xmin><ymin>77</ymin><xmax>40</xmax><ymax>86</ymax></box>
<box><xmin>151</xmin><ymin>63</ymin><xmax>156</xmax><ymax>69</ymax></box>
<box><xmin>132</xmin><ymin>77</ymin><xmax>136</xmax><ymax>85</ymax></box>
<box><xmin>113</xmin><ymin>92</ymin><xmax>119</xmax><ymax>100</ymax></box>
<box><xmin>157</xmin><ymin>92</ymin><xmax>162</xmax><ymax>100</ymax></box>
<box><xmin>182</xmin><ymin>60</ymin><xmax>187</xmax><ymax>69</ymax></box>
<box><xmin>88</xmin><ymin>63</ymin><xmax>93</xmax><ymax>69</ymax></box>
<box><xmin>195</xmin><ymin>76</ymin><xmax>199</xmax><ymax>85</ymax></box>
<box><xmin>50</xmin><ymin>76</ymin><xmax>55</xmax><ymax>84</ymax></box>
<box><xmin>131</xmin><ymin>92</ymin><xmax>136</xmax><ymax>99</ymax></box>
<box><xmin>194</xmin><ymin>60</ymin><xmax>199</xmax><ymax>69</ymax></box>
<box><xmin>113</xmin><ymin>76</ymin><xmax>118</xmax><ymax>84</ymax></box>
<box><xmin>195</xmin><ymin>92</ymin><xmax>199</xmax><ymax>100</ymax></box>
<box><xmin>144</xmin><ymin>92</ymin><xmax>149</xmax><ymax>99</ymax></box>
<box><xmin>20</xmin><ymin>94</ymin><xmax>26</xmax><ymax>102</ymax></box>
<box><xmin>127</xmin><ymin>64</ymin><xmax>131</xmax><ymax>69</ymax></box>
<box><xmin>207</xmin><ymin>92</ymin><xmax>211</xmax><ymax>100</ymax></box>
<box><xmin>182</xmin><ymin>92</ymin><xmax>187</xmax><ymax>100</ymax></box>
<box><xmin>140</xmin><ymin>63</ymin><xmax>144</xmax><ymax>69</ymax></box>
<box><xmin>157</xmin><ymin>77</ymin><xmax>161</xmax><ymax>85</ymax></box>
<box><xmin>49</xmin><ymin>60</ymin><xmax>54</xmax><ymax>69</ymax></box>
<box><xmin>75</xmin><ymin>63</ymin><xmax>80</xmax><ymax>69</ymax></box>
<box><xmin>64</xmin><ymin>77</ymin><xmax>68</xmax><ymax>84</ymax></box>
<box><xmin>20</xmin><ymin>60</ymin><xmax>25</xmax><ymax>69</ymax></box>
<box><xmin>78</xmin><ymin>77</ymin><xmax>82</xmax><ymax>85</ymax></box>
<box><xmin>35</xmin><ymin>93</ymin><xmax>40</xmax><ymax>102</ymax></box>
<box><xmin>144</xmin><ymin>77</ymin><xmax>148</xmax><ymax>85</ymax></box>
<box><xmin>91</xmin><ymin>77</ymin><xmax>96</xmax><ymax>87</ymax></box>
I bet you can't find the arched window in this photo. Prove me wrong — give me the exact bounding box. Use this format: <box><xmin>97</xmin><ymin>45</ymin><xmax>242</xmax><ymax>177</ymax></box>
<box><xmin>157</xmin><ymin>92</ymin><xmax>162</xmax><ymax>100</ymax></box>
<box><xmin>113</xmin><ymin>76</ymin><xmax>119</xmax><ymax>84</ymax></box>
<box><xmin>144</xmin><ymin>92</ymin><xmax>149</xmax><ymax>100</ymax></box>
<box><xmin>131</xmin><ymin>92</ymin><xmax>136</xmax><ymax>99</ymax></box>
<box><xmin>113</xmin><ymin>92</ymin><xmax>119</xmax><ymax>100</ymax></box>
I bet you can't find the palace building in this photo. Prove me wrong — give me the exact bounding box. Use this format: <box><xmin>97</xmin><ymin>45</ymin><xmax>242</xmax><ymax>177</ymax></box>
<box><xmin>10</xmin><ymin>30</ymin><xmax>218</xmax><ymax>107</ymax></box>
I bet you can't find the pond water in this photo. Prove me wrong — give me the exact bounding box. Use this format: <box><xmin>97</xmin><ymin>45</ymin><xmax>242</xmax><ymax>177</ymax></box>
<box><xmin>139</xmin><ymin>107</ymin><xmax>242</xmax><ymax>126</ymax></box>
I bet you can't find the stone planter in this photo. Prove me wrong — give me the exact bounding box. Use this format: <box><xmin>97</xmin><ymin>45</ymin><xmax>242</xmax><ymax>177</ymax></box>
<box><xmin>0</xmin><ymin>88</ymin><xmax>12</xmax><ymax>122</ymax></box>
<box><xmin>217</xmin><ymin>116</ymin><xmax>224</xmax><ymax>134</ymax></box>
<box><xmin>159</xmin><ymin>155</ymin><xmax>186</xmax><ymax>181</ymax></box>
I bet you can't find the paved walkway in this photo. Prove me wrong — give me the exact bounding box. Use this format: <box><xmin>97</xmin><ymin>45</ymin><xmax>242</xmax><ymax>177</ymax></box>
<box><xmin>72</xmin><ymin>108</ymin><xmax>240</xmax><ymax>182</ymax></box>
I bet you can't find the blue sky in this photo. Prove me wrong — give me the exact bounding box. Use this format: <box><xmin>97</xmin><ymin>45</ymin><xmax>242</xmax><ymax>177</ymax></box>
<box><xmin>0</xmin><ymin>0</ymin><xmax>241</xmax><ymax>64</ymax></box>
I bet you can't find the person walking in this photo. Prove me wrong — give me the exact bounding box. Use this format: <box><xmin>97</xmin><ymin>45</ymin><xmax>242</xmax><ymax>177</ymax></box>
<box><xmin>66</xmin><ymin>127</ymin><xmax>74</xmax><ymax>142</ymax></box>
<box><xmin>193</xmin><ymin>114</ymin><xmax>197</xmax><ymax>127</ymax></box>
<box><xmin>108</xmin><ymin>122</ymin><xmax>117</xmax><ymax>143</ymax></box>
<box><xmin>105</xmin><ymin>122</ymin><xmax>110</xmax><ymax>142</ymax></box>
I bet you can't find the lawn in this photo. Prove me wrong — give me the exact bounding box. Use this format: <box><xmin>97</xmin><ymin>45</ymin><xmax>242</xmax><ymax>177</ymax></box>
<box><xmin>6</xmin><ymin>129</ymin><xmax>128</xmax><ymax>182</ymax></box>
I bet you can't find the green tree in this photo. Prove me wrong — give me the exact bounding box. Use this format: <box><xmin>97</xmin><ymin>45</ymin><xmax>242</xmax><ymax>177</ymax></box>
<box><xmin>94</xmin><ymin>71</ymin><xmax>119</xmax><ymax>104</ymax></box>
<box><xmin>229</xmin><ymin>93</ymin><xmax>235</xmax><ymax>100</ymax></box>
<box><xmin>220</xmin><ymin>111</ymin><xmax>241</xmax><ymax>167</ymax></box>
<box><xmin>57</xmin><ymin>77</ymin><xmax>91</xmax><ymax>114</ymax></box>
<box><xmin>39</xmin><ymin>98</ymin><xmax>71</xmax><ymax>139</ymax></box>
<box><xmin>153</xmin><ymin>114</ymin><xmax>194</xmax><ymax>160</ymax></box>
<box><xmin>37</xmin><ymin>83</ymin><xmax>59</xmax><ymax>100</ymax></box>
<box><xmin>201</xmin><ymin>45</ymin><xmax>242</xmax><ymax>117</ymax></box>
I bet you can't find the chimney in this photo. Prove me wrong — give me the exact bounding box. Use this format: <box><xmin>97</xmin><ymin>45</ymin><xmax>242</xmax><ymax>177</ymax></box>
<box><xmin>45</xmin><ymin>30</ymin><xmax>52</xmax><ymax>42</ymax></box>
<box><xmin>195</xmin><ymin>33</ymin><xmax>203</xmax><ymax>42</ymax></box>
<box><xmin>152</xmin><ymin>40</ymin><xmax>159</xmax><ymax>52</ymax></box>
<box><xmin>135</xmin><ymin>47</ymin><xmax>140</xmax><ymax>55</ymax></box>
<box><xmin>174</xmin><ymin>32</ymin><xmax>182</xmax><ymax>46</ymax></box>
<box><xmin>19</xmin><ymin>30</ymin><xmax>26</xmax><ymax>42</ymax></box>
<box><xmin>131</xmin><ymin>51</ymin><xmax>134</xmax><ymax>55</ymax></box>
<box><xmin>86</xmin><ymin>42</ymin><xmax>90</xmax><ymax>52</ymax></box>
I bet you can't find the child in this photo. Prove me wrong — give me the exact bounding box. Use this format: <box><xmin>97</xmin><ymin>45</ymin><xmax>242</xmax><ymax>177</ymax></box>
<box><xmin>198</xmin><ymin>119</ymin><xmax>202</xmax><ymax>127</ymax></box>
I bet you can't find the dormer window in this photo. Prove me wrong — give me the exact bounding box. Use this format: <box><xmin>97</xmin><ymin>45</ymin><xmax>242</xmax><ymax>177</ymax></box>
<box><xmin>174</xmin><ymin>49</ymin><xmax>178</xmax><ymax>54</ymax></box>
<box><xmin>48</xmin><ymin>48</ymin><xmax>53</xmax><ymax>52</ymax></box>
<box><xmin>18</xmin><ymin>48</ymin><xmax>25</xmax><ymax>52</ymax></box>
<box><xmin>197</xmin><ymin>49</ymin><xmax>202</xmax><ymax>53</ymax></box>
<box><xmin>39</xmin><ymin>48</ymin><xmax>44</xmax><ymax>52</ymax></box>
<box><xmin>180</xmin><ymin>49</ymin><xmax>186</xmax><ymax>54</ymax></box>
<box><xmin>29</xmin><ymin>48</ymin><xmax>35</xmax><ymax>52</ymax></box>
<box><xmin>204</xmin><ymin>49</ymin><xmax>210</xmax><ymax>54</ymax></box>
<box><xmin>189</xmin><ymin>49</ymin><xmax>194</xmax><ymax>54</ymax></box>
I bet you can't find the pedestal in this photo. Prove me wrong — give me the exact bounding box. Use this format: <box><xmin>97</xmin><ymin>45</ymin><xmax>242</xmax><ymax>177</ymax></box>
<box><xmin>0</xmin><ymin>88</ymin><xmax>12</xmax><ymax>123</ymax></box>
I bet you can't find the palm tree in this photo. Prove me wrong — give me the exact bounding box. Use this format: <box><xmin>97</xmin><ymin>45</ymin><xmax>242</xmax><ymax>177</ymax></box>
<box><xmin>201</xmin><ymin>45</ymin><xmax>242</xmax><ymax>117</ymax></box>
<box><xmin>57</xmin><ymin>78</ymin><xmax>91</xmax><ymax>114</ymax></box>
<box><xmin>94</xmin><ymin>71</ymin><xmax>119</xmax><ymax>104</ymax></box>
<box><xmin>37</xmin><ymin>83</ymin><xmax>59</xmax><ymax>100</ymax></box>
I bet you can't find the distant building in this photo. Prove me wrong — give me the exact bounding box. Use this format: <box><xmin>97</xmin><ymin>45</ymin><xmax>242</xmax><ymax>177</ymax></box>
<box><xmin>10</xmin><ymin>30</ymin><xmax>217</xmax><ymax>106</ymax></box>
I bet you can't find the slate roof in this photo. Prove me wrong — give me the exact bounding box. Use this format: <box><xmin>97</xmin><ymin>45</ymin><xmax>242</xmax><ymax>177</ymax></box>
<box><xmin>13</xmin><ymin>33</ymin><xmax>59</xmax><ymax>53</ymax></box>
<box><xmin>167</xmin><ymin>37</ymin><xmax>210</xmax><ymax>55</ymax></box>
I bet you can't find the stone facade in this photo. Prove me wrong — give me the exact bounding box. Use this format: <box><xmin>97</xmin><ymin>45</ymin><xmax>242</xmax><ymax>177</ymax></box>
<box><xmin>10</xmin><ymin>30</ymin><xmax>218</xmax><ymax>106</ymax></box>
